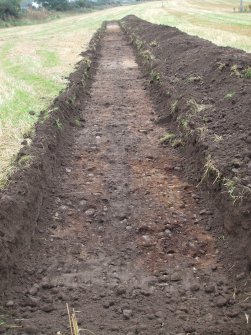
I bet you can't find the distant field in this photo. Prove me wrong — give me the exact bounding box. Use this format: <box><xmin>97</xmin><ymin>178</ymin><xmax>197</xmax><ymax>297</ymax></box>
<box><xmin>0</xmin><ymin>0</ymin><xmax>250</xmax><ymax>185</ymax></box>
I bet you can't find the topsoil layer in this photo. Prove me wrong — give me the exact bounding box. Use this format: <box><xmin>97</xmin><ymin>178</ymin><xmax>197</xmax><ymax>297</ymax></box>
<box><xmin>120</xmin><ymin>15</ymin><xmax>251</xmax><ymax>273</ymax></box>
<box><xmin>0</xmin><ymin>20</ymin><xmax>250</xmax><ymax>335</ymax></box>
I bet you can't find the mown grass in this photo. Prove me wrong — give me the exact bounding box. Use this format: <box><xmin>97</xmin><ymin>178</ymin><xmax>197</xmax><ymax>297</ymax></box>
<box><xmin>0</xmin><ymin>0</ymin><xmax>250</xmax><ymax>186</ymax></box>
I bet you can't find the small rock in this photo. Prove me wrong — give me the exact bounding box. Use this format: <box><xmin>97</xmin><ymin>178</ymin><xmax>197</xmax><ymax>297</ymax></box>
<box><xmin>170</xmin><ymin>272</ymin><xmax>182</xmax><ymax>282</ymax></box>
<box><xmin>116</xmin><ymin>287</ymin><xmax>126</xmax><ymax>296</ymax></box>
<box><xmin>29</xmin><ymin>286</ymin><xmax>39</xmax><ymax>296</ymax></box>
<box><xmin>103</xmin><ymin>301</ymin><xmax>111</xmax><ymax>309</ymax></box>
<box><xmin>159</xmin><ymin>274</ymin><xmax>169</xmax><ymax>282</ymax></box>
<box><xmin>216</xmin><ymin>297</ymin><xmax>228</xmax><ymax>307</ymax></box>
<box><xmin>166</xmin><ymin>249</ymin><xmax>175</xmax><ymax>255</ymax></box>
<box><xmin>85</xmin><ymin>208</ymin><xmax>95</xmax><ymax>216</ymax></box>
<box><xmin>232</xmin><ymin>159</ymin><xmax>242</xmax><ymax>168</ymax></box>
<box><xmin>164</xmin><ymin>165</ymin><xmax>174</xmax><ymax>171</ymax></box>
<box><xmin>123</xmin><ymin>309</ymin><xmax>133</xmax><ymax>319</ymax></box>
<box><xmin>41</xmin><ymin>282</ymin><xmax>54</xmax><ymax>289</ymax></box>
<box><xmin>59</xmin><ymin>205</ymin><xmax>68</xmax><ymax>212</ymax></box>
<box><xmin>80</xmin><ymin>200</ymin><xmax>87</xmax><ymax>207</ymax></box>
<box><xmin>145</xmin><ymin>155</ymin><xmax>154</xmax><ymax>160</ymax></box>
<box><xmin>179</xmin><ymin>305</ymin><xmax>188</xmax><ymax>313</ymax></box>
<box><xmin>183</xmin><ymin>325</ymin><xmax>196</xmax><ymax>333</ymax></box>
<box><xmin>236</xmin><ymin>272</ymin><xmax>245</xmax><ymax>280</ymax></box>
<box><xmin>110</xmin><ymin>325</ymin><xmax>120</xmax><ymax>332</ymax></box>
<box><xmin>190</xmin><ymin>284</ymin><xmax>200</xmax><ymax>292</ymax></box>
<box><xmin>41</xmin><ymin>304</ymin><xmax>54</xmax><ymax>313</ymax></box>
<box><xmin>65</xmin><ymin>168</ymin><xmax>71</xmax><ymax>173</ymax></box>
<box><xmin>205</xmin><ymin>224</ymin><xmax>212</xmax><ymax>231</ymax></box>
<box><xmin>232</xmin><ymin>168</ymin><xmax>239</xmax><ymax>174</ymax></box>
<box><xmin>121</xmin><ymin>218</ymin><xmax>128</xmax><ymax>224</ymax></box>
<box><xmin>155</xmin><ymin>311</ymin><xmax>163</xmax><ymax>318</ymax></box>
<box><xmin>139</xmin><ymin>129</ymin><xmax>148</xmax><ymax>134</ymax></box>
<box><xmin>205</xmin><ymin>285</ymin><xmax>215</xmax><ymax>294</ymax></box>
<box><xmin>142</xmin><ymin>235</ymin><xmax>155</xmax><ymax>246</ymax></box>
<box><xmin>141</xmin><ymin>289</ymin><xmax>152</xmax><ymax>296</ymax></box>
<box><xmin>6</xmin><ymin>300</ymin><xmax>14</xmax><ymax>307</ymax></box>
<box><xmin>226</xmin><ymin>309</ymin><xmax>239</xmax><ymax>318</ymax></box>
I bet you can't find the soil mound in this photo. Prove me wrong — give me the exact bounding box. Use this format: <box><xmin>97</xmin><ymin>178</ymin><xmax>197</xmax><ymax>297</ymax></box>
<box><xmin>120</xmin><ymin>15</ymin><xmax>251</xmax><ymax>272</ymax></box>
<box><xmin>0</xmin><ymin>24</ymin><xmax>106</xmax><ymax>291</ymax></box>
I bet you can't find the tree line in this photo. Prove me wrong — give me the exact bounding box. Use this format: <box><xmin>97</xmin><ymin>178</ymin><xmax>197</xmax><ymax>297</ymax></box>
<box><xmin>0</xmin><ymin>0</ymin><xmax>114</xmax><ymax>20</ymax></box>
<box><xmin>37</xmin><ymin>0</ymin><xmax>110</xmax><ymax>11</ymax></box>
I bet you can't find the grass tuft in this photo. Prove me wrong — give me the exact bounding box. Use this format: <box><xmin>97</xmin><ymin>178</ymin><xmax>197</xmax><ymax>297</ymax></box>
<box><xmin>171</xmin><ymin>100</ymin><xmax>178</xmax><ymax>114</ymax></box>
<box><xmin>230</xmin><ymin>64</ymin><xmax>242</xmax><ymax>77</ymax></box>
<box><xmin>217</xmin><ymin>62</ymin><xmax>226</xmax><ymax>71</ymax></box>
<box><xmin>171</xmin><ymin>138</ymin><xmax>183</xmax><ymax>148</ymax></box>
<box><xmin>55</xmin><ymin>119</ymin><xmax>63</xmax><ymax>130</ymax></box>
<box><xmin>199</xmin><ymin>154</ymin><xmax>221</xmax><ymax>186</ymax></box>
<box><xmin>160</xmin><ymin>132</ymin><xmax>176</xmax><ymax>144</ymax></box>
<box><xmin>149</xmin><ymin>40</ymin><xmax>158</xmax><ymax>47</ymax></box>
<box><xmin>187</xmin><ymin>98</ymin><xmax>207</xmax><ymax>113</ymax></box>
<box><xmin>197</xmin><ymin>126</ymin><xmax>208</xmax><ymax>141</ymax></box>
<box><xmin>17</xmin><ymin>154</ymin><xmax>32</xmax><ymax>167</ymax></box>
<box><xmin>141</xmin><ymin>49</ymin><xmax>155</xmax><ymax>63</ymax></box>
<box><xmin>224</xmin><ymin>92</ymin><xmax>235</xmax><ymax>99</ymax></box>
<box><xmin>179</xmin><ymin>118</ymin><xmax>189</xmax><ymax>130</ymax></box>
<box><xmin>243</xmin><ymin>66</ymin><xmax>251</xmax><ymax>79</ymax></box>
<box><xmin>213</xmin><ymin>134</ymin><xmax>223</xmax><ymax>142</ymax></box>
<box><xmin>63</xmin><ymin>304</ymin><xmax>97</xmax><ymax>335</ymax></box>
<box><xmin>149</xmin><ymin>70</ymin><xmax>160</xmax><ymax>82</ymax></box>
<box><xmin>187</xmin><ymin>75</ymin><xmax>202</xmax><ymax>83</ymax></box>
<box><xmin>222</xmin><ymin>178</ymin><xmax>244</xmax><ymax>204</ymax></box>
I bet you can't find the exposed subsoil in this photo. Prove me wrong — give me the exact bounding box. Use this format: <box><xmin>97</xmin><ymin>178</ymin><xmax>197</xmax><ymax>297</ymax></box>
<box><xmin>1</xmin><ymin>23</ymin><xmax>251</xmax><ymax>335</ymax></box>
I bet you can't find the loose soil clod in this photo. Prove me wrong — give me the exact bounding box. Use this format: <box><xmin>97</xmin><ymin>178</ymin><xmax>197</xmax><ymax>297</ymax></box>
<box><xmin>0</xmin><ymin>21</ymin><xmax>250</xmax><ymax>335</ymax></box>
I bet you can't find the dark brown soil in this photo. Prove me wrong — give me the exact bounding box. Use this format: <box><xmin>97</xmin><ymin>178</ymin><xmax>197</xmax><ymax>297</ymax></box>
<box><xmin>0</xmin><ymin>22</ymin><xmax>250</xmax><ymax>335</ymax></box>
<box><xmin>120</xmin><ymin>15</ymin><xmax>251</xmax><ymax>276</ymax></box>
<box><xmin>0</xmin><ymin>24</ymin><xmax>105</xmax><ymax>292</ymax></box>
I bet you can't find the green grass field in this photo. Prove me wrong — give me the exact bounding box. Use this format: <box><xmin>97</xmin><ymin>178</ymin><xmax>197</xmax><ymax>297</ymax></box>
<box><xmin>0</xmin><ymin>0</ymin><xmax>250</xmax><ymax>185</ymax></box>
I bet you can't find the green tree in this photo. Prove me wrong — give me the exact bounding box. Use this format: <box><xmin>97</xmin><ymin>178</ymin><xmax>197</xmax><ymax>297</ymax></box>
<box><xmin>0</xmin><ymin>0</ymin><xmax>21</xmax><ymax>20</ymax></box>
<box><xmin>75</xmin><ymin>0</ymin><xmax>93</xmax><ymax>8</ymax></box>
<box><xmin>37</xmin><ymin>0</ymin><xmax>70</xmax><ymax>11</ymax></box>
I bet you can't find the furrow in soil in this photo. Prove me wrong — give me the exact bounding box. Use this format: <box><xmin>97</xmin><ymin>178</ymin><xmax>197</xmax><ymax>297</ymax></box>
<box><xmin>3</xmin><ymin>23</ymin><xmax>250</xmax><ymax>335</ymax></box>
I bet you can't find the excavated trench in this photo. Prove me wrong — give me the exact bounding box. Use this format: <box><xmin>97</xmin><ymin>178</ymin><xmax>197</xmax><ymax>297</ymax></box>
<box><xmin>1</xmin><ymin>23</ymin><xmax>250</xmax><ymax>335</ymax></box>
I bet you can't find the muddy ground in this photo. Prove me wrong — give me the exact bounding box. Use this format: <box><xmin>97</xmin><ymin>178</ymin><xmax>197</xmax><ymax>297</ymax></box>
<box><xmin>0</xmin><ymin>21</ymin><xmax>250</xmax><ymax>335</ymax></box>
